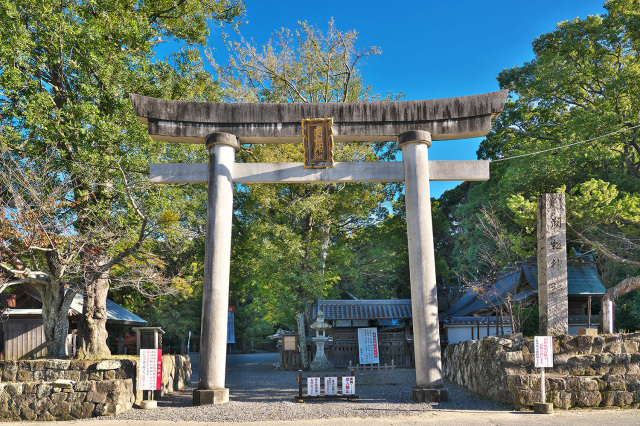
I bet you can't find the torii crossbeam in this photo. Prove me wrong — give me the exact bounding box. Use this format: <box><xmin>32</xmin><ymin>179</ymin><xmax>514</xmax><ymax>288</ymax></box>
<box><xmin>131</xmin><ymin>90</ymin><xmax>508</xmax><ymax>404</ymax></box>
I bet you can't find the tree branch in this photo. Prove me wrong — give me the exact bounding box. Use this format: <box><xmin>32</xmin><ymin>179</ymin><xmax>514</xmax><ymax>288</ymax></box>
<box><xmin>567</xmin><ymin>222</ymin><xmax>640</xmax><ymax>268</ymax></box>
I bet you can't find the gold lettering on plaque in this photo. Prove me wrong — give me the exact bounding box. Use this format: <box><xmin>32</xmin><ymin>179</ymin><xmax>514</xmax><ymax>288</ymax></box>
<box><xmin>314</xmin><ymin>127</ymin><xmax>324</xmax><ymax>158</ymax></box>
<box><xmin>302</xmin><ymin>117</ymin><xmax>334</xmax><ymax>169</ymax></box>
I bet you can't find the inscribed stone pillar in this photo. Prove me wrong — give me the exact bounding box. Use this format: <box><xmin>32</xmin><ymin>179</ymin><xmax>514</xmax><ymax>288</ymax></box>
<box><xmin>398</xmin><ymin>130</ymin><xmax>448</xmax><ymax>403</ymax></box>
<box><xmin>193</xmin><ymin>133</ymin><xmax>239</xmax><ymax>406</ymax></box>
<box><xmin>537</xmin><ymin>193</ymin><xmax>569</xmax><ymax>336</ymax></box>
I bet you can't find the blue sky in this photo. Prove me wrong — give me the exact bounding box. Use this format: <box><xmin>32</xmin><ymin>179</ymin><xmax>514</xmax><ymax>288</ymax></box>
<box><xmin>200</xmin><ymin>0</ymin><xmax>607</xmax><ymax>197</ymax></box>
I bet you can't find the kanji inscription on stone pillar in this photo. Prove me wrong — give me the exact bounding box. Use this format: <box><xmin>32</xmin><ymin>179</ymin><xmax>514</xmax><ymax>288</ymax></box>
<box><xmin>537</xmin><ymin>193</ymin><xmax>569</xmax><ymax>335</ymax></box>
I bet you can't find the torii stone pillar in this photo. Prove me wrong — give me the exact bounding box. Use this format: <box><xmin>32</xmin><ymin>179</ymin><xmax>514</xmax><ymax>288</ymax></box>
<box><xmin>399</xmin><ymin>130</ymin><xmax>447</xmax><ymax>402</ymax></box>
<box><xmin>193</xmin><ymin>133</ymin><xmax>239</xmax><ymax>405</ymax></box>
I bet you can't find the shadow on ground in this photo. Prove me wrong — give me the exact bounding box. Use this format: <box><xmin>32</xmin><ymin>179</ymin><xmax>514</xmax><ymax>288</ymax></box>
<box><xmin>157</xmin><ymin>352</ymin><xmax>509</xmax><ymax>412</ymax></box>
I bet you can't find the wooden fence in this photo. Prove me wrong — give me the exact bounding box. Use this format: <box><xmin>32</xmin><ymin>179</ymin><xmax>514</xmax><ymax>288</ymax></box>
<box><xmin>349</xmin><ymin>359</ymin><xmax>396</xmax><ymax>385</ymax></box>
<box><xmin>279</xmin><ymin>329</ymin><xmax>414</xmax><ymax>369</ymax></box>
<box><xmin>329</xmin><ymin>329</ymin><xmax>413</xmax><ymax>367</ymax></box>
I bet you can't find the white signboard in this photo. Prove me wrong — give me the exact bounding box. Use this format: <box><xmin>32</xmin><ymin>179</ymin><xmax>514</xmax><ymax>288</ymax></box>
<box><xmin>534</xmin><ymin>336</ymin><xmax>553</xmax><ymax>368</ymax></box>
<box><xmin>342</xmin><ymin>376</ymin><xmax>355</xmax><ymax>395</ymax></box>
<box><xmin>325</xmin><ymin>376</ymin><xmax>337</xmax><ymax>395</ymax></box>
<box><xmin>307</xmin><ymin>377</ymin><xmax>321</xmax><ymax>396</ymax></box>
<box><xmin>357</xmin><ymin>327</ymin><xmax>379</xmax><ymax>364</ymax></box>
<box><xmin>139</xmin><ymin>349</ymin><xmax>162</xmax><ymax>390</ymax></box>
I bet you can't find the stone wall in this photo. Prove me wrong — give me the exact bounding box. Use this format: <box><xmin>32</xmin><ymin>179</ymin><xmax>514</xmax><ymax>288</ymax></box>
<box><xmin>443</xmin><ymin>333</ymin><xmax>640</xmax><ymax>410</ymax></box>
<box><xmin>0</xmin><ymin>354</ymin><xmax>191</xmax><ymax>420</ymax></box>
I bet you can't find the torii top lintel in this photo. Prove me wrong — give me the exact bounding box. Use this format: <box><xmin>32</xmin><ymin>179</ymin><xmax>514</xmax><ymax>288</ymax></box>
<box><xmin>130</xmin><ymin>90</ymin><xmax>509</xmax><ymax>144</ymax></box>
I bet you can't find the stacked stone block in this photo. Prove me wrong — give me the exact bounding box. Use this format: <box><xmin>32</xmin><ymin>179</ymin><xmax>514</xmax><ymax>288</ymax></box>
<box><xmin>0</xmin><ymin>354</ymin><xmax>191</xmax><ymax>420</ymax></box>
<box><xmin>443</xmin><ymin>333</ymin><xmax>640</xmax><ymax>410</ymax></box>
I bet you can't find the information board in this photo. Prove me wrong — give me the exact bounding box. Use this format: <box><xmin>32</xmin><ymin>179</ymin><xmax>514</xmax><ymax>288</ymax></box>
<box><xmin>139</xmin><ymin>349</ymin><xmax>162</xmax><ymax>390</ymax></box>
<box><xmin>357</xmin><ymin>327</ymin><xmax>379</xmax><ymax>364</ymax></box>
<box><xmin>307</xmin><ymin>377</ymin><xmax>321</xmax><ymax>396</ymax></box>
<box><xmin>283</xmin><ymin>335</ymin><xmax>296</xmax><ymax>351</ymax></box>
<box><xmin>534</xmin><ymin>336</ymin><xmax>553</xmax><ymax>368</ymax></box>
<box><xmin>342</xmin><ymin>376</ymin><xmax>355</xmax><ymax>395</ymax></box>
<box><xmin>325</xmin><ymin>376</ymin><xmax>337</xmax><ymax>395</ymax></box>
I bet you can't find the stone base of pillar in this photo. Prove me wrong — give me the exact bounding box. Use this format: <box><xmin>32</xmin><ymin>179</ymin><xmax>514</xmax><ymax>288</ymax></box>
<box><xmin>412</xmin><ymin>387</ymin><xmax>448</xmax><ymax>403</ymax></box>
<box><xmin>139</xmin><ymin>400</ymin><xmax>157</xmax><ymax>409</ymax></box>
<box><xmin>533</xmin><ymin>402</ymin><xmax>553</xmax><ymax>414</ymax></box>
<box><xmin>310</xmin><ymin>358</ymin><xmax>334</xmax><ymax>371</ymax></box>
<box><xmin>193</xmin><ymin>388</ymin><xmax>229</xmax><ymax>405</ymax></box>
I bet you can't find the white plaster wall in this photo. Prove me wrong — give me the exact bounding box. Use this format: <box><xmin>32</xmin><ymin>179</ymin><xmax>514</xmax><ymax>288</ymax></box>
<box><xmin>446</xmin><ymin>325</ymin><xmax>513</xmax><ymax>344</ymax></box>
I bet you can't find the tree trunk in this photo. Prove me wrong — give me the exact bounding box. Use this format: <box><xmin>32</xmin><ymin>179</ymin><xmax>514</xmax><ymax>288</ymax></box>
<box><xmin>318</xmin><ymin>224</ymin><xmax>331</xmax><ymax>276</ymax></box>
<box><xmin>505</xmin><ymin>300</ymin><xmax>517</xmax><ymax>334</ymax></box>
<box><xmin>598</xmin><ymin>276</ymin><xmax>640</xmax><ymax>333</ymax></box>
<box><xmin>296</xmin><ymin>312</ymin><xmax>308</xmax><ymax>369</ymax></box>
<box><xmin>117</xmin><ymin>332</ymin><xmax>124</xmax><ymax>355</ymax></box>
<box><xmin>40</xmin><ymin>283</ymin><xmax>77</xmax><ymax>358</ymax></box>
<box><xmin>77</xmin><ymin>264</ymin><xmax>111</xmax><ymax>359</ymax></box>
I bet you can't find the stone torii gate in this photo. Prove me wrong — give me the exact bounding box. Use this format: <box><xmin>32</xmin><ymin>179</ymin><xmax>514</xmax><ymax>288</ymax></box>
<box><xmin>130</xmin><ymin>90</ymin><xmax>508</xmax><ymax>404</ymax></box>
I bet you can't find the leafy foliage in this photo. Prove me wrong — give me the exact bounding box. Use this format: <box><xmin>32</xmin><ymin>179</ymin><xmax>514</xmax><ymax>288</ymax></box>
<box><xmin>438</xmin><ymin>0</ymin><xmax>640</xmax><ymax>330</ymax></box>
<box><xmin>212</xmin><ymin>21</ymin><xmax>406</xmax><ymax>347</ymax></box>
<box><xmin>440</xmin><ymin>1</ymin><xmax>639</xmax><ymax>272</ymax></box>
<box><xmin>0</xmin><ymin>0</ymin><xmax>243</xmax><ymax>357</ymax></box>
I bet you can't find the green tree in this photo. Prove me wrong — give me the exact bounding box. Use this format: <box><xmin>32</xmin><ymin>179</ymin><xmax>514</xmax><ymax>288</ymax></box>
<box><xmin>439</xmin><ymin>0</ymin><xmax>640</xmax><ymax>286</ymax></box>
<box><xmin>0</xmin><ymin>153</ymin><xmax>178</xmax><ymax>357</ymax></box>
<box><xmin>508</xmin><ymin>179</ymin><xmax>640</xmax><ymax>329</ymax></box>
<box><xmin>214</xmin><ymin>20</ymin><xmax>401</xmax><ymax>360</ymax></box>
<box><xmin>0</xmin><ymin>0</ymin><xmax>243</xmax><ymax>357</ymax></box>
<box><xmin>479</xmin><ymin>0</ymin><xmax>640</xmax><ymax>191</ymax></box>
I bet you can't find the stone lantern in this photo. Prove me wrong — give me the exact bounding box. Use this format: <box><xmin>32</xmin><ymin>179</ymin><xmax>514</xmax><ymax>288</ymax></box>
<box><xmin>310</xmin><ymin>310</ymin><xmax>333</xmax><ymax>371</ymax></box>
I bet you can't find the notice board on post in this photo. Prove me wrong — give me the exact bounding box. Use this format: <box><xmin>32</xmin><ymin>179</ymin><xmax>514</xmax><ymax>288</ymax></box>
<box><xmin>534</xmin><ymin>336</ymin><xmax>553</xmax><ymax>368</ymax></box>
<box><xmin>357</xmin><ymin>327</ymin><xmax>379</xmax><ymax>364</ymax></box>
<box><xmin>139</xmin><ymin>349</ymin><xmax>162</xmax><ymax>390</ymax></box>
<box><xmin>283</xmin><ymin>335</ymin><xmax>296</xmax><ymax>351</ymax></box>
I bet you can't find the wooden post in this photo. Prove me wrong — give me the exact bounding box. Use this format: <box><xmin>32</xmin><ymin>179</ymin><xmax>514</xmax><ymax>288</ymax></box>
<box><xmin>587</xmin><ymin>296</ymin><xmax>592</xmax><ymax>328</ymax></box>
<box><xmin>486</xmin><ymin>313</ymin><xmax>490</xmax><ymax>337</ymax></box>
<box><xmin>392</xmin><ymin>359</ymin><xmax>396</xmax><ymax>385</ymax></box>
<box><xmin>540</xmin><ymin>367</ymin><xmax>546</xmax><ymax>404</ymax></box>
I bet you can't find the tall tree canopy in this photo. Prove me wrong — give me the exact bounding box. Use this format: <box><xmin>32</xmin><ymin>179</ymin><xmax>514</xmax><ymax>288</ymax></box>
<box><xmin>212</xmin><ymin>20</ymin><xmax>406</xmax><ymax>355</ymax></box>
<box><xmin>437</xmin><ymin>0</ymin><xmax>640</xmax><ymax>329</ymax></box>
<box><xmin>0</xmin><ymin>0</ymin><xmax>243</xmax><ymax>357</ymax></box>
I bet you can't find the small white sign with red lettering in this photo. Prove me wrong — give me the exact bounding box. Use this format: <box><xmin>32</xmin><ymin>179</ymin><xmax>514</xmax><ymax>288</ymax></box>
<box><xmin>534</xmin><ymin>336</ymin><xmax>553</xmax><ymax>368</ymax></box>
<box><xmin>342</xmin><ymin>376</ymin><xmax>355</xmax><ymax>395</ymax></box>
<box><xmin>307</xmin><ymin>377</ymin><xmax>321</xmax><ymax>396</ymax></box>
<box><xmin>139</xmin><ymin>349</ymin><xmax>162</xmax><ymax>390</ymax></box>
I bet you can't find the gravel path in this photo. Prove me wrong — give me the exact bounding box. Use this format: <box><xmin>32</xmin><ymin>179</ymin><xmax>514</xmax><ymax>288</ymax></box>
<box><xmin>88</xmin><ymin>353</ymin><xmax>510</xmax><ymax>423</ymax></box>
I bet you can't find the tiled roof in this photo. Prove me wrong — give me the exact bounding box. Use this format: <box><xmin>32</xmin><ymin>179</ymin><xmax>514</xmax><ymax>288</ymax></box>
<box><xmin>8</xmin><ymin>284</ymin><xmax>147</xmax><ymax>325</ymax></box>
<box><xmin>312</xmin><ymin>299</ymin><xmax>412</xmax><ymax>320</ymax></box>
<box><xmin>443</xmin><ymin>314</ymin><xmax>599</xmax><ymax>326</ymax></box>
<box><xmin>442</xmin><ymin>257</ymin><xmax>606</xmax><ymax>318</ymax></box>
<box><xmin>521</xmin><ymin>260</ymin><xmax>606</xmax><ymax>295</ymax></box>
<box><xmin>70</xmin><ymin>293</ymin><xmax>147</xmax><ymax>325</ymax></box>
<box><xmin>441</xmin><ymin>270</ymin><xmax>521</xmax><ymax>317</ymax></box>
<box><xmin>442</xmin><ymin>316</ymin><xmax>511</xmax><ymax>326</ymax></box>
